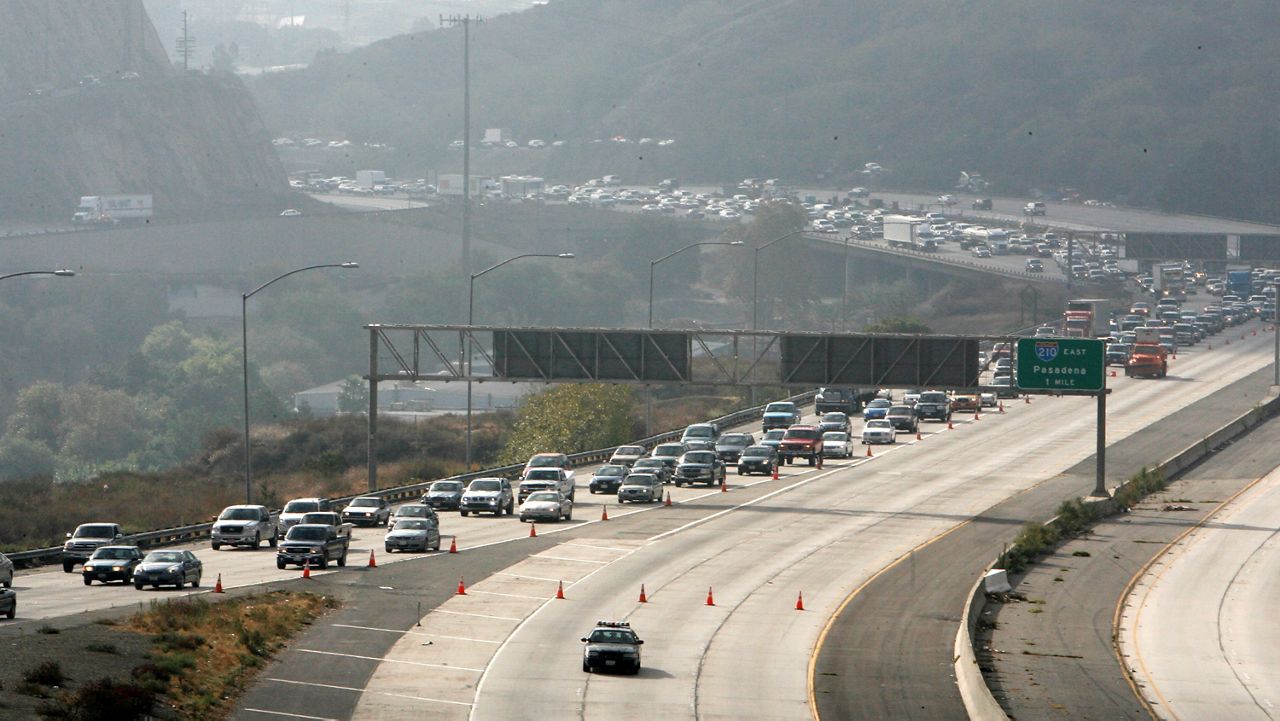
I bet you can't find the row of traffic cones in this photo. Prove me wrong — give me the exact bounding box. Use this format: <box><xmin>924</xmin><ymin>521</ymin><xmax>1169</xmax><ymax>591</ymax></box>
<box><xmin>448</xmin><ymin>577</ymin><xmax>806</xmax><ymax>610</ymax></box>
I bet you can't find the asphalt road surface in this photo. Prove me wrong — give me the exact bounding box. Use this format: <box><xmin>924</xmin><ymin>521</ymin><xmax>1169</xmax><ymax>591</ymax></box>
<box><xmin>221</xmin><ymin>318</ymin><xmax>1277</xmax><ymax>720</ymax></box>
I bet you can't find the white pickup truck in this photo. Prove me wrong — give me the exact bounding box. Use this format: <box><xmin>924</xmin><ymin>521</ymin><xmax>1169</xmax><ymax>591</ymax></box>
<box><xmin>523</xmin><ymin>453</ymin><xmax>575</xmax><ymax>490</ymax></box>
<box><xmin>211</xmin><ymin>505</ymin><xmax>278</xmax><ymax>550</ymax></box>
<box><xmin>519</xmin><ymin>467</ymin><xmax>575</xmax><ymax>502</ymax></box>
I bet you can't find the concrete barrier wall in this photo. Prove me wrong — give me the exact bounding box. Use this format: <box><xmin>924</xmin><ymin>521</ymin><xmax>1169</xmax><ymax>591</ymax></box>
<box><xmin>954</xmin><ymin>388</ymin><xmax>1280</xmax><ymax>719</ymax></box>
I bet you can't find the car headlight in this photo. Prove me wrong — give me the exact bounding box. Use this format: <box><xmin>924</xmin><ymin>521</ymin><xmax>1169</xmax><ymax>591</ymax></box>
<box><xmin>111</xmin><ymin>565</ymin><xmax>123</xmax><ymax>572</ymax></box>
<box><xmin>167</xmin><ymin>565</ymin><xmax>182</xmax><ymax>574</ymax></box>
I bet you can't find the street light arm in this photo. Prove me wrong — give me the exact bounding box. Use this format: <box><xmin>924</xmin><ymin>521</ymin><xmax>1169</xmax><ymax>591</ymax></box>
<box><xmin>244</xmin><ymin>262</ymin><xmax>359</xmax><ymax>300</ymax></box>
<box><xmin>470</xmin><ymin>253</ymin><xmax>573</xmax><ymax>282</ymax></box>
<box><xmin>0</xmin><ymin>269</ymin><xmax>76</xmax><ymax>281</ymax></box>
<box><xmin>650</xmin><ymin>240</ymin><xmax>744</xmax><ymax>267</ymax></box>
<box><xmin>758</xmin><ymin>229</ymin><xmax>807</xmax><ymax>251</ymax></box>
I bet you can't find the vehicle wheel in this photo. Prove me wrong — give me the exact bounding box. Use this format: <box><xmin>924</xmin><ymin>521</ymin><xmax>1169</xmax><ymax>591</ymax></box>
<box><xmin>386</xmin><ymin>545</ymin><xmax>393</xmax><ymax>553</ymax></box>
<box><xmin>630</xmin><ymin>664</ymin><xmax>641</xmax><ymax>675</ymax></box>
<box><xmin>433</xmin><ymin>538</ymin><xmax>441</xmax><ymax>552</ymax></box>
<box><xmin>808</xmin><ymin>456</ymin><xmax>815</xmax><ymax>466</ymax></box>
<box><xmin>62</xmin><ymin>561</ymin><xmax>74</xmax><ymax>573</ymax></box>
<box><xmin>675</xmin><ymin>481</ymin><xmax>684</xmax><ymax>488</ymax></box>
<box><xmin>269</xmin><ymin>533</ymin><xmax>278</xmax><ymax>548</ymax></box>
<box><xmin>83</xmin><ymin>576</ymin><xmax>92</xmax><ymax>586</ymax></box>
<box><xmin>134</xmin><ymin>582</ymin><xmax>144</xmax><ymax>590</ymax></box>
<box><xmin>337</xmin><ymin>552</ymin><xmax>347</xmax><ymax>568</ymax></box>
<box><xmin>318</xmin><ymin>556</ymin><xmax>329</xmax><ymax>570</ymax></box>
<box><xmin>254</xmin><ymin>533</ymin><xmax>262</xmax><ymax>549</ymax></box>
<box><xmin>276</xmin><ymin>559</ymin><xmax>285</xmax><ymax>570</ymax></box>
<box><xmin>565</xmin><ymin>510</ymin><xmax>572</xmax><ymax>521</ymax></box>
<box><xmin>460</xmin><ymin>511</ymin><xmax>469</xmax><ymax>517</ymax></box>
<box><xmin>192</xmin><ymin>575</ymin><xmax>200</xmax><ymax>588</ymax></box>
<box><xmin>737</xmin><ymin>468</ymin><xmax>744</xmax><ymax>475</ymax></box>
<box><xmin>176</xmin><ymin>577</ymin><xmax>185</xmax><ymax>590</ymax></box>
<box><xmin>212</xmin><ymin>542</ymin><xmax>221</xmax><ymax>551</ymax></box>
<box><xmin>589</xmin><ymin>488</ymin><xmax>597</xmax><ymax>495</ymax></box>
<box><xmin>583</xmin><ymin>662</ymin><xmax>591</xmax><ymax>673</ymax></box>
<box><xmin>5</xmin><ymin>606</ymin><xmax>13</xmax><ymax>619</ymax></box>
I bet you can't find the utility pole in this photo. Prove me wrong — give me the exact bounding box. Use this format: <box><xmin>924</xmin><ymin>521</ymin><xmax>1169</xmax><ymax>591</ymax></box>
<box><xmin>441</xmin><ymin>14</ymin><xmax>481</xmax><ymax>273</ymax></box>
<box><xmin>176</xmin><ymin>11</ymin><xmax>195</xmax><ymax>72</ymax></box>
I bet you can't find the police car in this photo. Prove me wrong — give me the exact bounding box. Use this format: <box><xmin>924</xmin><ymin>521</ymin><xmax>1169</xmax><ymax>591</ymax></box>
<box><xmin>581</xmin><ymin>620</ymin><xmax>643</xmax><ymax>674</ymax></box>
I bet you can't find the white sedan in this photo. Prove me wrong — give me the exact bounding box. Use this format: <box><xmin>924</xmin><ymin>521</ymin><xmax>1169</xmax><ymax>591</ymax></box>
<box><xmin>519</xmin><ymin>491</ymin><xmax>573</xmax><ymax>523</ymax></box>
<box><xmin>980</xmin><ymin>392</ymin><xmax>998</xmax><ymax>408</ymax></box>
<box><xmin>861</xmin><ymin>419</ymin><xmax>897</xmax><ymax>445</ymax></box>
<box><xmin>821</xmin><ymin>432</ymin><xmax>854</xmax><ymax>458</ymax></box>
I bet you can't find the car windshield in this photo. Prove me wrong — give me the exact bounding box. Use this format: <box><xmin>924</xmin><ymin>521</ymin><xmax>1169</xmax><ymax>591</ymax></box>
<box><xmin>469</xmin><ymin>480</ymin><xmax>501</xmax><ymax>492</ymax></box>
<box><xmin>528</xmin><ymin>455</ymin><xmax>565</xmax><ymax>467</ymax></box>
<box><xmin>823</xmin><ymin>432</ymin><xmax>849</xmax><ymax>441</ymax></box>
<box><xmin>393</xmin><ymin>520</ymin><xmax>431</xmax><ymax>530</ymax></box>
<box><xmin>589</xmin><ymin>630</ymin><xmax>636</xmax><ymax>644</ymax></box>
<box><xmin>91</xmin><ymin>547</ymin><xmax>136</xmax><ymax>560</ymax></box>
<box><xmin>525</xmin><ymin>469</ymin><xmax>560</xmax><ymax>479</ymax></box>
<box><xmin>888</xmin><ymin>406</ymin><xmax>912</xmax><ymax>415</ymax></box>
<box><xmin>284</xmin><ymin>501</ymin><xmax>319</xmax><ymax>513</ymax></box>
<box><xmin>763</xmin><ymin>430</ymin><xmax>785</xmax><ymax>440</ymax></box>
<box><xmin>74</xmin><ymin>525</ymin><xmax>116</xmax><ymax>538</ymax></box>
<box><xmin>287</xmin><ymin>527</ymin><xmax>327</xmax><ymax>541</ymax></box>
<box><xmin>764</xmin><ymin>403</ymin><xmax>795</xmax><ymax>413</ymax></box>
<box><xmin>654</xmin><ymin>444</ymin><xmax>683</xmax><ymax>456</ymax></box>
<box><xmin>300</xmin><ymin>514</ymin><xmax>336</xmax><ymax>524</ymax></box>
<box><xmin>219</xmin><ymin>508</ymin><xmax>260</xmax><ymax>521</ymax></box>
<box><xmin>821</xmin><ymin>414</ymin><xmax>846</xmax><ymax>423</ymax></box>
<box><xmin>396</xmin><ymin>506</ymin><xmax>430</xmax><ymax>517</ymax></box>
<box><xmin>526</xmin><ymin>492</ymin><xmax>560</xmax><ymax>503</ymax></box>
<box><xmin>430</xmin><ymin>482</ymin><xmax>463</xmax><ymax>492</ymax></box>
<box><xmin>868</xmin><ymin>399</ymin><xmax>891</xmax><ymax>408</ymax></box>
<box><xmin>615</xmin><ymin>446</ymin><xmax>643</xmax><ymax>455</ymax></box>
<box><xmin>743</xmin><ymin>446</ymin><xmax>773</xmax><ymax>456</ymax></box>
<box><xmin>596</xmin><ymin>465</ymin><xmax>626</xmax><ymax>477</ymax></box>
<box><xmin>683</xmin><ymin>452</ymin><xmax>715</xmax><ymax>463</ymax></box>
<box><xmin>634</xmin><ymin>459</ymin><xmax>661</xmax><ymax>468</ymax></box>
<box><xmin>350</xmin><ymin>498</ymin><xmax>379</xmax><ymax>507</ymax></box>
<box><xmin>145</xmin><ymin>551</ymin><xmax>184</xmax><ymax>563</ymax></box>
<box><xmin>684</xmin><ymin>426</ymin><xmax>714</xmax><ymax>438</ymax></box>
<box><xmin>866</xmin><ymin>420</ymin><xmax>891</xmax><ymax>429</ymax></box>
<box><xmin>719</xmin><ymin>434</ymin><xmax>752</xmax><ymax>446</ymax></box>
<box><xmin>920</xmin><ymin>393</ymin><xmax>947</xmax><ymax>403</ymax></box>
<box><xmin>625</xmin><ymin>474</ymin><xmax>657</xmax><ymax>485</ymax></box>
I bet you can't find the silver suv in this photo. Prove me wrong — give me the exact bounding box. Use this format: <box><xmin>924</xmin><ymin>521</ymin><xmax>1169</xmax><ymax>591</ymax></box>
<box><xmin>461</xmin><ymin>477</ymin><xmax>515</xmax><ymax>517</ymax></box>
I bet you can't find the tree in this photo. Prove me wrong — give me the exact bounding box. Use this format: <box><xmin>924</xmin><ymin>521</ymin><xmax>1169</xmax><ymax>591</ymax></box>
<box><xmin>6</xmin><ymin>382</ymin><xmax>68</xmax><ymax>450</ymax></box>
<box><xmin>0</xmin><ymin>435</ymin><xmax>55</xmax><ymax>482</ymax></box>
<box><xmin>863</xmin><ymin>317</ymin><xmax>933</xmax><ymax>334</ymax></box>
<box><xmin>337</xmin><ymin>375</ymin><xmax>369</xmax><ymax>414</ymax></box>
<box><xmin>499</xmin><ymin>384</ymin><xmax>634</xmax><ymax>464</ymax></box>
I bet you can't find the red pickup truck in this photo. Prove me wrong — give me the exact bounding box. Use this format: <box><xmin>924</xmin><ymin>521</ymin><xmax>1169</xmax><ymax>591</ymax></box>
<box><xmin>777</xmin><ymin>425</ymin><xmax>822</xmax><ymax>466</ymax></box>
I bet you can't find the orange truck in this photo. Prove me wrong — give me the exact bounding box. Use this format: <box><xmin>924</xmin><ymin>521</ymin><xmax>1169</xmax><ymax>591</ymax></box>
<box><xmin>1125</xmin><ymin>329</ymin><xmax>1168</xmax><ymax>378</ymax></box>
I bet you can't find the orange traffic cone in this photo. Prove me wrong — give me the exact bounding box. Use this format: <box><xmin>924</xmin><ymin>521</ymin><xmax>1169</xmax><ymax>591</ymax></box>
<box><xmin>601</xmin><ymin>507</ymin><xmax>609</xmax><ymax>521</ymax></box>
<box><xmin>865</xmin><ymin>445</ymin><xmax>873</xmax><ymax>457</ymax></box>
<box><xmin>555</xmin><ymin>581</ymin><xmax>566</xmax><ymax>600</ymax></box>
<box><xmin>795</xmin><ymin>591</ymin><xmax>805</xmax><ymax>611</ymax></box>
<box><xmin>368</xmin><ymin>549</ymin><xmax>377</xmax><ymax>568</ymax></box>
<box><xmin>449</xmin><ymin>537</ymin><xmax>458</xmax><ymax>553</ymax></box>
<box><xmin>771</xmin><ymin>464</ymin><xmax>779</xmax><ymax>480</ymax></box>
<box><xmin>916</xmin><ymin>431</ymin><xmax>922</xmax><ymax>441</ymax></box>
<box><xmin>639</xmin><ymin>585</ymin><xmax>648</xmax><ymax>603</ymax></box>
<box><xmin>720</xmin><ymin>479</ymin><xmax>727</xmax><ymax>492</ymax></box>
<box><xmin>301</xmin><ymin>559</ymin><xmax>311</xmax><ymax>579</ymax></box>
<box><xmin>947</xmin><ymin>419</ymin><xmax>954</xmax><ymax>430</ymax></box>
<box><xmin>664</xmin><ymin>492</ymin><xmax>672</xmax><ymax>507</ymax></box>
<box><xmin>998</xmin><ymin>402</ymin><xmax>1005</xmax><ymax>414</ymax></box>
<box><xmin>1024</xmin><ymin>394</ymin><xmax>1031</xmax><ymax>404</ymax></box>
<box><xmin>705</xmin><ymin>586</ymin><xmax>716</xmax><ymax>606</ymax></box>
<box><xmin>529</xmin><ymin>523</ymin><xmax>537</xmax><ymax>538</ymax></box>
<box><xmin>456</xmin><ymin>576</ymin><xmax>467</xmax><ymax>595</ymax></box>
<box><xmin>214</xmin><ymin>573</ymin><xmax>224</xmax><ymax>593</ymax></box>
<box><xmin>1110</xmin><ymin>369</ymin><xmax>1117</xmax><ymax>377</ymax></box>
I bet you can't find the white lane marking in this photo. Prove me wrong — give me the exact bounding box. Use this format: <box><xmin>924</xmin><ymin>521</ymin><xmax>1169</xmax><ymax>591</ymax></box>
<box><xmin>563</xmin><ymin>542</ymin><xmax>637</xmax><ymax>552</ymax></box>
<box><xmin>465</xmin><ymin>589</ymin><xmax>549</xmax><ymax>600</ymax></box>
<box><xmin>242</xmin><ymin>709</ymin><xmax>337</xmax><ymax>720</ymax></box>
<box><xmin>297</xmin><ymin>648</ymin><xmax>483</xmax><ymax>673</ymax></box>
<box><xmin>331</xmin><ymin>623</ymin><xmax>501</xmax><ymax>644</ymax></box>
<box><xmin>531</xmin><ymin>555</ymin><xmax>608</xmax><ymax>564</ymax></box>
<box><xmin>264</xmin><ymin>678</ymin><xmax>473</xmax><ymax>707</ymax></box>
<box><xmin>467</xmin><ymin>546</ymin><xmax>640</xmax><ymax>721</ymax></box>
<box><xmin>432</xmin><ymin>609</ymin><xmax>522</xmax><ymax>622</ymax></box>
<box><xmin>494</xmin><ymin>571</ymin><xmax>562</xmax><ymax>583</ymax></box>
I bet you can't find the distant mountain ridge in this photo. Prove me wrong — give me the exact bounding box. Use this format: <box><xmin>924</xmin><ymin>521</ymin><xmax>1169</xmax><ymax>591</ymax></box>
<box><xmin>249</xmin><ymin>0</ymin><xmax>1280</xmax><ymax>223</ymax></box>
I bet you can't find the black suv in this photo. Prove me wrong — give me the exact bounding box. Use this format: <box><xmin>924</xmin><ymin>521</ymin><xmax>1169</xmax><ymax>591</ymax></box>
<box><xmin>915</xmin><ymin>391</ymin><xmax>952</xmax><ymax>422</ymax></box>
<box><xmin>582</xmin><ymin>621</ymin><xmax>643</xmax><ymax>674</ymax></box>
<box><xmin>714</xmin><ymin>433</ymin><xmax>755</xmax><ymax>463</ymax></box>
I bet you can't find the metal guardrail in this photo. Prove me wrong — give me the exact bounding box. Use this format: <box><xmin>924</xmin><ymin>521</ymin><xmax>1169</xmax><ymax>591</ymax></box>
<box><xmin>7</xmin><ymin>390</ymin><xmax>815</xmax><ymax>568</ymax></box>
<box><xmin>838</xmin><ymin>238</ymin><xmax>1066</xmax><ymax>284</ymax></box>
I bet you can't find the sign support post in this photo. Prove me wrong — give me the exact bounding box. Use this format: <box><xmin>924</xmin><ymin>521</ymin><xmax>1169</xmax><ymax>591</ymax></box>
<box><xmin>1093</xmin><ymin>388</ymin><xmax>1107</xmax><ymax>498</ymax></box>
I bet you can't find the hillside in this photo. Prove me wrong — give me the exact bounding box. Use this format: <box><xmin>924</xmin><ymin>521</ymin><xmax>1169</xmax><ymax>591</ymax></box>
<box><xmin>249</xmin><ymin>0</ymin><xmax>1280</xmax><ymax>222</ymax></box>
<box><xmin>0</xmin><ymin>0</ymin><xmax>293</xmax><ymax>220</ymax></box>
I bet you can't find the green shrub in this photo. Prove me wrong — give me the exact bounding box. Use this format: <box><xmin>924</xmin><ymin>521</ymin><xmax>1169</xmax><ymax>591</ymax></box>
<box><xmin>23</xmin><ymin>661</ymin><xmax>66</xmax><ymax>687</ymax></box>
<box><xmin>37</xmin><ymin>677</ymin><xmax>154</xmax><ymax>721</ymax></box>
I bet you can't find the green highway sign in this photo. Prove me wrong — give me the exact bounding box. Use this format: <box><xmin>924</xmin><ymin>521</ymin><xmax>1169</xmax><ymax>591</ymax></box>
<box><xmin>1015</xmin><ymin>337</ymin><xmax>1105</xmax><ymax>392</ymax></box>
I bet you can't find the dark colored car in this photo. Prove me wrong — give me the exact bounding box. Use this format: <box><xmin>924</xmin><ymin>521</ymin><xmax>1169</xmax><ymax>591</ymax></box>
<box><xmin>82</xmin><ymin>545</ymin><xmax>143</xmax><ymax>585</ymax></box>
<box><xmin>0</xmin><ymin>588</ymin><xmax>14</xmax><ymax>619</ymax></box>
<box><xmin>133</xmin><ymin>550</ymin><xmax>203</xmax><ymax>590</ymax></box>
<box><xmin>817</xmin><ymin>412</ymin><xmax>851</xmax><ymax>434</ymax></box>
<box><xmin>675</xmin><ymin>450</ymin><xmax>727</xmax><ymax>487</ymax></box>
<box><xmin>738</xmin><ymin>445</ymin><xmax>778</xmax><ymax>476</ymax></box>
<box><xmin>590</xmin><ymin>464</ymin><xmax>628</xmax><ymax>494</ymax></box>
<box><xmin>631</xmin><ymin>458</ymin><xmax>672</xmax><ymax>484</ymax></box>
<box><xmin>885</xmin><ymin>405</ymin><xmax>918</xmax><ymax>433</ymax></box>
<box><xmin>1105</xmin><ymin>343</ymin><xmax>1132</xmax><ymax>366</ymax></box>
<box><xmin>915</xmin><ymin>391</ymin><xmax>952</xmax><ymax>422</ymax></box>
<box><xmin>582</xmin><ymin>620</ymin><xmax>643</xmax><ymax>674</ymax></box>
<box><xmin>759</xmin><ymin>429</ymin><xmax>786</xmax><ymax>452</ymax></box>
<box><xmin>714</xmin><ymin>433</ymin><xmax>755</xmax><ymax>463</ymax></box>
<box><xmin>421</xmin><ymin>480</ymin><xmax>465</xmax><ymax>510</ymax></box>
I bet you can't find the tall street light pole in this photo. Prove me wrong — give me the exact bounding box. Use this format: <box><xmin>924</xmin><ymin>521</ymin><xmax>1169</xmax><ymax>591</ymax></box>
<box><xmin>648</xmin><ymin>240</ymin><xmax>743</xmax><ymax>327</ymax></box>
<box><xmin>242</xmin><ymin>262</ymin><xmax>359</xmax><ymax>505</ymax></box>
<box><xmin>466</xmin><ymin>252</ymin><xmax>574</xmax><ymax>468</ymax></box>
<box><xmin>0</xmin><ymin>269</ymin><xmax>75</xmax><ymax>281</ymax></box>
<box><xmin>749</xmin><ymin>229</ymin><xmax>806</xmax><ymax>403</ymax></box>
